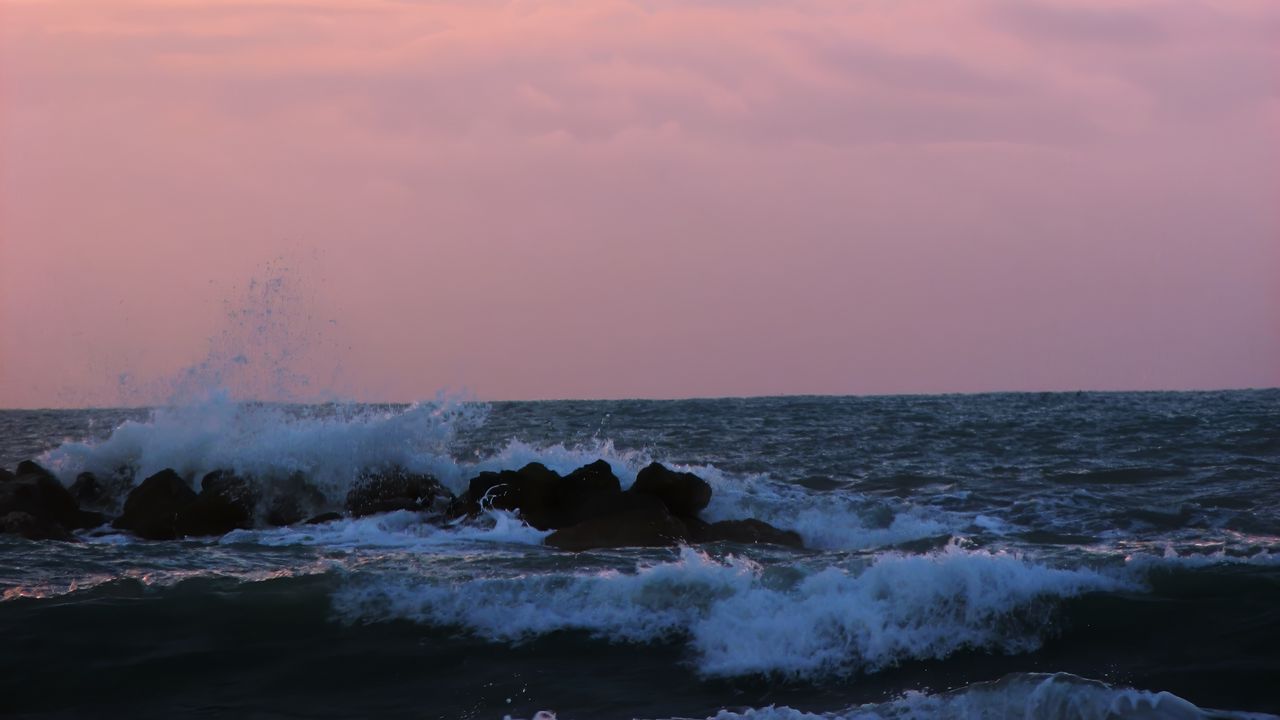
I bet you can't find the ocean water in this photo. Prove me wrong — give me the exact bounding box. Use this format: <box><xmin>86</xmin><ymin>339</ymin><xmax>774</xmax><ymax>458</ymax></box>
<box><xmin>1</xmin><ymin>390</ymin><xmax>1278</xmax><ymax>719</ymax></box>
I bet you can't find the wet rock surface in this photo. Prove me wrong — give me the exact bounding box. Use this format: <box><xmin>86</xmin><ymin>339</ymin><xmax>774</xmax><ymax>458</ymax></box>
<box><xmin>0</xmin><ymin>458</ymin><xmax>802</xmax><ymax>549</ymax></box>
<box><xmin>112</xmin><ymin>469</ymin><xmax>198</xmax><ymax>540</ymax></box>
<box><xmin>456</xmin><ymin>459</ymin><xmax>802</xmax><ymax>551</ymax></box>
<box><xmin>173</xmin><ymin>470</ymin><xmax>257</xmax><ymax>537</ymax></box>
<box><xmin>346</xmin><ymin>467</ymin><xmax>451</xmax><ymax>518</ymax></box>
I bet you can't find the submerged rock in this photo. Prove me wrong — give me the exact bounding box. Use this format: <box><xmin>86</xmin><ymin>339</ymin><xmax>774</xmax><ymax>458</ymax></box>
<box><xmin>346</xmin><ymin>467</ymin><xmax>451</xmax><ymax>517</ymax></box>
<box><xmin>629</xmin><ymin>462</ymin><xmax>712</xmax><ymax>517</ymax></box>
<box><xmin>113</xmin><ymin>469</ymin><xmax>198</xmax><ymax>540</ymax></box>
<box><xmin>174</xmin><ymin>470</ymin><xmax>257</xmax><ymax>537</ymax></box>
<box><xmin>698</xmin><ymin>518</ymin><xmax>804</xmax><ymax>548</ymax></box>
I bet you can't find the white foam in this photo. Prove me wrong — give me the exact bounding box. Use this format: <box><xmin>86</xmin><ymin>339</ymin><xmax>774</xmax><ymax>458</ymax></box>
<box><xmin>686</xmin><ymin>672</ymin><xmax>1262</xmax><ymax>720</ymax></box>
<box><xmin>41</xmin><ymin>393</ymin><xmax>487</xmax><ymax>500</ymax></box>
<box><xmin>220</xmin><ymin>509</ymin><xmax>550</xmax><ymax>550</ymax></box>
<box><xmin>1</xmin><ymin>560</ymin><xmax>338</xmax><ymax>602</ymax></box>
<box><xmin>691</xmin><ymin>544</ymin><xmax>1127</xmax><ymax>677</ymax></box>
<box><xmin>626</xmin><ymin>461</ymin><xmax>957</xmax><ymax>552</ymax></box>
<box><xmin>37</xmin><ymin>396</ymin><xmax>961</xmax><ymax>553</ymax></box>
<box><xmin>1124</xmin><ymin>545</ymin><xmax>1280</xmax><ymax>569</ymax></box>
<box><xmin>333</xmin><ymin>543</ymin><xmax>1130</xmax><ymax>677</ymax></box>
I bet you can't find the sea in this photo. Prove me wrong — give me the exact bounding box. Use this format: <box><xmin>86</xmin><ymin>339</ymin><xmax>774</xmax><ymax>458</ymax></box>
<box><xmin>2</xmin><ymin>390</ymin><xmax>1278</xmax><ymax>719</ymax></box>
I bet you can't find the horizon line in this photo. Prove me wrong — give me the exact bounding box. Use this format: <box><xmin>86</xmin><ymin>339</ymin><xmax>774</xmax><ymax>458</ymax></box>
<box><xmin>2</xmin><ymin>385</ymin><xmax>1276</xmax><ymax>412</ymax></box>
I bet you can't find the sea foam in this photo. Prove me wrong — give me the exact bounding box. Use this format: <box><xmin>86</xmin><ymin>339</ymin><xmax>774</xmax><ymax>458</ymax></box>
<box><xmin>39</xmin><ymin>396</ymin><xmax>958</xmax><ymax>552</ymax></box>
<box><xmin>692</xmin><ymin>672</ymin><xmax>1253</xmax><ymax>720</ymax></box>
<box><xmin>332</xmin><ymin>543</ymin><xmax>1130</xmax><ymax>678</ymax></box>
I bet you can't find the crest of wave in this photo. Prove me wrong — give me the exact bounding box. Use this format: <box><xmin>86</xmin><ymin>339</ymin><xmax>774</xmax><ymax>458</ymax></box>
<box><xmin>42</xmin><ymin>393</ymin><xmax>489</xmax><ymax>499</ymax></box>
<box><xmin>701</xmin><ymin>672</ymin><xmax>1218</xmax><ymax>720</ymax></box>
<box><xmin>332</xmin><ymin>543</ymin><xmax>1133</xmax><ymax>678</ymax></box>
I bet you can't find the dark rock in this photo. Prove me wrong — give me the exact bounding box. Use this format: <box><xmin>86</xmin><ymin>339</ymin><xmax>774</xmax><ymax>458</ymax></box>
<box><xmin>444</xmin><ymin>494</ymin><xmax>472</xmax><ymax>520</ymax></box>
<box><xmin>305</xmin><ymin>512</ymin><xmax>344</xmax><ymax>525</ymax></box>
<box><xmin>71</xmin><ymin>473</ymin><xmax>104</xmax><ymax>506</ymax></box>
<box><xmin>464</xmin><ymin>463</ymin><xmax>563</xmax><ymax>529</ymax></box>
<box><xmin>113</xmin><ymin>469</ymin><xmax>198</xmax><ymax>540</ymax></box>
<box><xmin>1</xmin><ymin>511</ymin><xmax>75</xmax><ymax>542</ymax></box>
<box><xmin>76</xmin><ymin>510</ymin><xmax>108</xmax><ymax>529</ymax></box>
<box><xmin>545</xmin><ymin>493</ymin><xmax>690</xmax><ymax>551</ymax></box>
<box><xmin>0</xmin><ymin>468</ymin><xmax>14</xmax><ymax>483</ymax></box>
<box><xmin>346</xmin><ymin>467</ymin><xmax>450</xmax><ymax>518</ymax></box>
<box><xmin>890</xmin><ymin>533</ymin><xmax>955</xmax><ymax>554</ymax></box>
<box><xmin>264</xmin><ymin>472</ymin><xmax>327</xmax><ymax>526</ymax></box>
<box><xmin>70</xmin><ymin>467</ymin><xmax>136</xmax><ymax>512</ymax></box>
<box><xmin>173</xmin><ymin>470</ymin><xmax>257</xmax><ymax>537</ymax></box>
<box><xmin>461</xmin><ymin>460</ymin><xmax>625</xmax><ymax>530</ymax></box>
<box><xmin>0</xmin><ymin>461</ymin><xmax>97</xmax><ymax>531</ymax></box>
<box><xmin>629</xmin><ymin>462</ymin><xmax>712</xmax><ymax>517</ymax></box>
<box><xmin>557</xmin><ymin>460</ymin><xmax>625</xmax><ymax>526</ymax></box>
<box><xmin>701</xmin><ymin>519</ymin><xmax>804</xmax><ymax>548</ymax></box>
<box><xmin>681</xmin><ymin>515</ymin><xmax>712</xmax><ymax>541</ymax></box>
<box><xmin>15</xmin><ymin>460</ymin><xmax>49</xmax><ymax>477</ymax></box>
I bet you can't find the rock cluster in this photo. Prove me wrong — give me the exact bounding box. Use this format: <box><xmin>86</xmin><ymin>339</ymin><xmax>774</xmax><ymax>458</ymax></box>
<box><xmin>450</xmin><ymin>460</ymin><xmax>802</xmax><ymax>551</ymax></box>
<box><xmin>0</xmin><ymin>461</ymin><xmax>105</xmax><ymax>541</ymax></box>
<box><xmin>0</xmin><ymin>459</ymin><xmax>803</xmax><ymax>551</ymax></box>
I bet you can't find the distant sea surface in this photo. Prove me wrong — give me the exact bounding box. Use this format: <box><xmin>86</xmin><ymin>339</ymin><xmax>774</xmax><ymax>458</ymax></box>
<box><xmin>2</xmin><ymin>390</ymin><xmax>1278</xmax><ymax>719</ymax></box>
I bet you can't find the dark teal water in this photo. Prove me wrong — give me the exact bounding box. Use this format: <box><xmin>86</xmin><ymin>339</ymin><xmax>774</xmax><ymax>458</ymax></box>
<box><xmin>2</xmin><ymin>390</ymin><xmax>1278</xmax><ymax>719</ymax></box>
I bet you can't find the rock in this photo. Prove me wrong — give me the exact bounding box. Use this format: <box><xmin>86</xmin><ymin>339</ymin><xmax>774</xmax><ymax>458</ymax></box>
<box><xmin>545</xmin><ymin>494</ymin><xmax>690</xmax><ymax>551</ymax></box>
<box><xmin>1</xmin><ymin>511</ymin><xmax>75</xmax><ymax>542</ymax></box>
<box><xmin>461</xmin><ymin>460</ymin><xmax>625</xmax><ymax>530</ymax></box>
<box><xmin>305</xmin><ymin>512</ymin><xmax>343</xmax><ymax>525</ymax></box>
<box><xmin>173</xmin><ymin>470</ymin><xmax>257</xmax><ymax>537</ymax></box>
<box><xmin>463</xmin><ymin>463</ymin><xmax>563</xmax><ymax>529</ymax></box>
<box><xmin>700</xmin><ymin>519</ymin><xmax>803</xmax><ymax>548</ymax></box>
<box><xmin>113</xmin><ymin>469</ymin><xmax>198</xmax><ymax>540</ymax></box>
<box><xmin>0</xmin><ymin>461</ymin><xmax>99</xmax><ymax>531</ymax></box>
<box><xmin>15</xmin><ymin>460</ymin><xmax>49</xmax><ymax>477</ymax></box>
<box><xmin>629</xmin><ymin>462</ymin><xmax>712</xmax><ymax>517</ymax></box>
<box><xmin>69</xmin><ymin>467</ymin><xmax>135</xmax><ymax>512</ymax></box>
<box><xmin>71</xmin><ymin>473</ymin><xmax>104</xmax><ymax>507</ymax></box>
<box><xmin>681</xmin><ymin>515</ymin><xmax>711</xmax><ymax>540</ymax></box>
<box><xmin>346</xmin><ymin>467</ymin><xmax>451</xmax><ymax>518</ymax></box>
<box><xmin>264</xmin><ymin>473</ymin><xmax>327</xmax><ymax>526</ymax></box>
<box><xmin>557</xmin><ymin>460</ymin><xmax>625</xmax><ymax>526</ymax></box>
<box><xmin>0</xmin><ymin>468</ymin><xmax>14</xmax><ymax>483</ymax></box>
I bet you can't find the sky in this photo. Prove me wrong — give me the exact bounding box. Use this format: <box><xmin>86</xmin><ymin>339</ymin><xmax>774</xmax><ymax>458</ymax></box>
<box><xmin>1</xmin><ymin>0</ymin><xmax>1277</xmax><ymax>407</ymax></box>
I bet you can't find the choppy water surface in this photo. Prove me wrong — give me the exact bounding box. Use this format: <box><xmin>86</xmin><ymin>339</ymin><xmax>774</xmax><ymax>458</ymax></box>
<box><xmin>2</xmin><ymin>390</ymin><xmax>1278</xmax><ymax>719</ymax></box>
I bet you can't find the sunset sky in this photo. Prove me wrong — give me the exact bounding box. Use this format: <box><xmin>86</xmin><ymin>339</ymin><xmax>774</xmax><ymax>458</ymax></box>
<box><xmin>1</xmin><ymin>0</ymin><xmax>1277</xmax><ymax>407</ymax></box>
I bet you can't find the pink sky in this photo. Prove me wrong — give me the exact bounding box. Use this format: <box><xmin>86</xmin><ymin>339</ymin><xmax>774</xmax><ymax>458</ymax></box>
<box><xmin>1</xmin><ymin>0</ymin><xmax>1278</xmax><ymax>407</ymax></box>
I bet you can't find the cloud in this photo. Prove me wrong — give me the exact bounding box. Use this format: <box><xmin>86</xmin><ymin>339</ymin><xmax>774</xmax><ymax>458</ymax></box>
<box><xmin>993</xmin><ymin>1</ymin><xmax>1168</xmax><ymax>45</ymax></box>
<box><xmin>1</xmin><ymin>0</ymin><xmax>1277</xmax><ymax>405</ymax></box>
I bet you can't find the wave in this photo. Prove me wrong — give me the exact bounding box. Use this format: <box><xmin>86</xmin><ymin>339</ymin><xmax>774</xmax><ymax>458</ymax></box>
<box><xmin>35</xmin><ymin>396</ymin><xmax>958</xmax><ymax>552</ymax></box>
<box><xmin>39</xmin><ymin>393</ymin><xmax>488</xmax><ymax>499</ymax></box>
<box><xmin>220</xmin><ymin>508</ymin><xmax>552</xmax><ymax>550</ymax></box>
<box><xmin>683</xmin><ymin>672</ymin><xmax>1273</xmax><ymax>720</ymax></box>
<box><xmin>5</xmin><ymin>544</ymin><xmax>1277</xmax><ymax>715</ymax></box>
<box><xmin>332</xmin><ymin>543</ymin><xmax>1131</xmax><ymax>678</ymax></box>
<box><xmin>504</xmin><ymin>673</ymin><xmax>1278</xmax><ymax>719</ymax></box>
